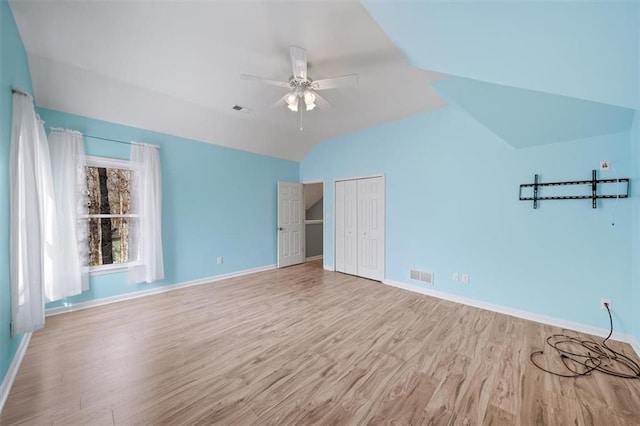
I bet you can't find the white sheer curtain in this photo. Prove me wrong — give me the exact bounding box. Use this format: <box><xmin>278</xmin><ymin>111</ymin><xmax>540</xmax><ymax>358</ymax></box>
<box><xmin>9</xmin><ymin>91</ymin><xmax>55</xmax><ymax>336</ymax></box>
<box><xmin>128</xmin><ymin>142</ymin><xmax>164</xmax><ymax>284</ymax></box>
<box><xmin>48</xmin><ymin>129</ymin><xmax>89</xmax><ymax>300</ymax></box>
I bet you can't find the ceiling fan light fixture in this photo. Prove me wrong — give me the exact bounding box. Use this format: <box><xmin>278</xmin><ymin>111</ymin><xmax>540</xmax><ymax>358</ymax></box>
<box><xmin>287</xmin><ymin>97</ymin><xmax>299</xmax><ymax>112</ymax></box>
<box><xmin>285</xmin><ymin>92</ymin><xmax>298</xmax><ymax>105</ymax></box>
<box><xmin>304</xmin><ymin>91</ymin><xmax>316</xmax><ymax>104</ymax></box>
<box><xmin>303</xmin><ymin>90</ymin><xmax>317</xmax><ymax>111</ymax></box>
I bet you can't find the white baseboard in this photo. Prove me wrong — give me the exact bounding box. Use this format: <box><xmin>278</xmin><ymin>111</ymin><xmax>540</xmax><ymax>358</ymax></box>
<box><xmin>305</xmin><ymin>255</ymin><xmax>323</xmax><ymax>262</ymax></box>
<box><xmin>323</xmin><ymin>264</ymin><xmax>334</xmax><ymax>271</ymax></box>
<box><xmin>46</xmin><ymin>264</ymin><xmax>276</xmax><ymax>317</ymax></box>
<box><xmin>382</xmin><ymin>279</ymin><xmax>635</xmax><ymax>345</ymax></box>
<box><xmin>0</xmin><ymin>332</ymin><xmax>32</xmax><ymax>414</ymax></box>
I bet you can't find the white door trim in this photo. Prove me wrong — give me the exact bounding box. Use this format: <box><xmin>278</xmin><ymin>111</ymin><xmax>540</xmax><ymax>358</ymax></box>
<box><xmin>334</xmin><ymin>173</ymin><xmax>385</xmax><ymax>183</ymax></box>
<box><xmin>333</xmin><ymin>174</ymin><xmax>386</xmax><ymax>280</ymax></box>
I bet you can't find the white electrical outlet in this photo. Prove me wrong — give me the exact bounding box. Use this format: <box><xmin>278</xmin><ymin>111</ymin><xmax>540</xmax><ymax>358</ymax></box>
<box><xmin>461</xmin><ymin>274</ymin><xmax>469</xmax><ymax>284</ymax></box>
<box><xmin>217</xmin><ymin>256</ymin><xmax>223</xmax><ymax>265</ymax></box>
<box><xmin>452</xmin><ymin>273</ymin><xmax>459</xmax><ymax>281</ymax></box>
<box><xmin>600</xmin><ymin>298</ymin><xmax>612</xmax><ymax>310</ymax></box>
<box><xmin>600</xmin><ymin>160</ymin><xmax>611</xmax><ymax>172</ymax></box>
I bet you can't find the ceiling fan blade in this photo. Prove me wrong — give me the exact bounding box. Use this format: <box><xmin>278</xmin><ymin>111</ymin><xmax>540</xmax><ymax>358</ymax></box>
<box><xmin>313</xmin><ymin>92</ymin><xmax>333</xmax><ymax>110</ymax></box>
<box><xmin>241</xmin><ymin>74</ymin><xmax>290</xmax><ymax>88</ymax></box>
<box><xmin>273</xmin><ymin>93</ymin><xmax>290</xmax><ymax>108</ymax></box>
<box><xmin>290</xmin><ymin>46</ymin><xmax>308</xmax><ymax>81</ymax></box>
<box><xmin>312</xmin><ymin>74</ymin><xmax>359</xmax><ymax>91</ymax></box>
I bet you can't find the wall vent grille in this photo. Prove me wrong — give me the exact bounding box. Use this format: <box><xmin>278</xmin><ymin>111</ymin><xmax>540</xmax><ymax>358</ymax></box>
<box><xmin>410</xmin><ymin>269</ymin><xmax>434</xmax><ymax>285</ymax></box>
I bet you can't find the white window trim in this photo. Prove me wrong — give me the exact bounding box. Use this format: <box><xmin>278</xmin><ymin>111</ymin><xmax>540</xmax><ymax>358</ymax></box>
<box><xmin>85</xmin><ymin>155</ymin><xmax>139</xmax><ymax>275</ymax></box>
<box><xmin>88</xmin><ymin>263</ymin><xmax>128</xmax><ymax>275</ymax></box>
<box><xmin>85</xmin><ymin>155</ymin><xmax>139</xmax><ymax>170</ymax></box>
<box><xmin>89</xmin><ymin>260</ymin><xmax>143</xmax><ymax>275</ymax></box>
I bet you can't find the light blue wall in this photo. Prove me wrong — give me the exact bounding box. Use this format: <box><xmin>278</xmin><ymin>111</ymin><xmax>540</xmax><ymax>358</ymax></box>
<box><xmin>0</xmin><ymin>0</ymin><xmax>33</xmax><ymax>387</ymax></box>
<box><xmin>38</xmin><ymin>108</ymin><xmax>299</xmax><ymax>309</ymax></box>
<box><xmin>632</xmin><ymin>111</ymin><xmax>640</xmax><ymax>345</ymax></box>
<box><xmin>301</xmin><ymin>106</ymin><xmax>633</xmax><ymax>334</ymax></box>
<box><xmin>362</xmin><ymin>1</ymin><xmax>639</xmax><ymax>109</ymax></box>
<box><xmin>633</xmin><ymin>4</ymin><xmax>640</xmax><ymax>349</ymax></box>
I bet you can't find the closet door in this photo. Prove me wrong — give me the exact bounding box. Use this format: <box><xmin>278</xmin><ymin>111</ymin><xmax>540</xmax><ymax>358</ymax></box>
<box><xmin>335</xmin><ymin>181</ymin><xmax>345</xmax><ymax>272</ymax></box>
<box><xmin>357</xmin><ymin>177</ymin><xmax>384</xmax><ymax>280</ymax></box>
<box><xmin>344</xmin><ymin>180</ymin><xmax>358</xmax><ymax>275</ymax></box>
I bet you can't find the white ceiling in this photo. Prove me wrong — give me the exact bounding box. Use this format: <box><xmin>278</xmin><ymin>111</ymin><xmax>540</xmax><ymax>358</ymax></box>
<box><xmin>10</xmin><ymin>0</ymin><xmax>447</xmax><ymax>161</ymax></box>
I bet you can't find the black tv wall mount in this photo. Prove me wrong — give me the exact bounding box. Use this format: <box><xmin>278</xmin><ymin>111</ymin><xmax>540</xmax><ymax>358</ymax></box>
<box><xmin>519</xmin><ymin>170</ymin><xmax>629</xmax><ymax>209</ymax></box>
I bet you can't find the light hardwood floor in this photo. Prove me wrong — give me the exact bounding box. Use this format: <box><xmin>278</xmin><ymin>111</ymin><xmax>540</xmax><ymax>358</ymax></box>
<box><xmin>2</xmin><ymin>261</ymin><xmax>640</xmax><ymax>425</ymax></box>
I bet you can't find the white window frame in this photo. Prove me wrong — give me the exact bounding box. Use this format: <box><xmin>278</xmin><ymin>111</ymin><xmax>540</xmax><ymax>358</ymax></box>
<box><xmin>84</xmin><ymin>155</ymin><xmax>140</xmax><ymax>275</ymax></box>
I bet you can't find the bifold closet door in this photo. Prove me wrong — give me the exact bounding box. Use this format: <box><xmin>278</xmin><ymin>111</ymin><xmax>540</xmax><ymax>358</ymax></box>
<box><xmin>334</xmin><ymin>180</ymin><xmax>358</xmax><ymax>274</ymax></box>
<box><xmin>335</xmin><ymin>177</ymin><xmax>384</xmax><ymax>280</ymax></box>
<box><xmin>344</xmin><ymin>180</ymin><xmax>358</xmax><ymax>275</ymax></box>
<box><xmin>335</xmin><ymin>181</ymin><xmax>345</xmax><ymax>272</ymax></box>
<box><xmin>357</xmin><ymin>177</ymin><xmax>384</xmax><ymax>280</ymax></box>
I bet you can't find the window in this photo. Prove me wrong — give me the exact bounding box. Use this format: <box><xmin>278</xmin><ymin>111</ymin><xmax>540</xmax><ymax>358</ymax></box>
<box><xmin>85</xmin><ymin>156</ymin><xmax>138</xmax><ymax>271</ymax></box>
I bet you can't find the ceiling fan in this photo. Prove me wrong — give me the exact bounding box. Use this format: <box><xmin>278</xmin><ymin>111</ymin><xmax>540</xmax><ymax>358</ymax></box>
<box><xmin>241</xmin><ymin>46</ymin><xmax>359</xmax><ymax>129</ymax></box>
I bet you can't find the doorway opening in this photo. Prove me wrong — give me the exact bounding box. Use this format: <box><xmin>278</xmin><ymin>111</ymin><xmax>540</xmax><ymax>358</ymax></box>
<box><xmin>303</xmin><ymin>181</ymin><xmax>324</xmax><ymax>263</ymax></box>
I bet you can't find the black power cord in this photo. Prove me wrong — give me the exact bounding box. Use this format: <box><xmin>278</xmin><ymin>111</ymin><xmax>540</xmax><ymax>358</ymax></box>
<box><xmin>530</xmin><ymin>303</ymin><xmax>640</xmax><ymax>379</ymax></box>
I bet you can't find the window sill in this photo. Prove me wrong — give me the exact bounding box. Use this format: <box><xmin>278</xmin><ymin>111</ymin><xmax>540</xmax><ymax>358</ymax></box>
<box><xmin>89</xmin><ymin>263</ymin><xmax>131</xmax><ymax>276</ymax></box>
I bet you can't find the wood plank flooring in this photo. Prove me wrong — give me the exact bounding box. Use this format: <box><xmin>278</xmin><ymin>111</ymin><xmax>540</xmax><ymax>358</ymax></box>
<box><xmin>2</xmin><ymin>260</ymin><xmax>640</xmax><ymax>425</ymax></box>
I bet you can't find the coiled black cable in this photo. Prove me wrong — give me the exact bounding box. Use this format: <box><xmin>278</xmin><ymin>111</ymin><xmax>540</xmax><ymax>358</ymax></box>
<box><xmin>530</xmin><ymin>303</ymin><xmax>640</xmax><ymax>379</ymax></box>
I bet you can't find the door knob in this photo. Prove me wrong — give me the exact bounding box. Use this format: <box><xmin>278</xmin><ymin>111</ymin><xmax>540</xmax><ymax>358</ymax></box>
<box><xmin>278</xmin><ymin>227</ymin><xmax>284</xmax><ymax>231</ymax></box>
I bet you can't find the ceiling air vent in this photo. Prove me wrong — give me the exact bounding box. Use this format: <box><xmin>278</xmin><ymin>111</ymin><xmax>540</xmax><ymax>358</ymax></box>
<box><xmin>232</xmin><ymin>105</ymin><xmax>253</xmax><ymax>114</ymax></box>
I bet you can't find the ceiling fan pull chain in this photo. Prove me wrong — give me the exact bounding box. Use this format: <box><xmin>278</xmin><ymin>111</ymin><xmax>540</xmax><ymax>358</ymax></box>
<box><xmin>299</xmin><ymin>106</ymin><xmax>303</xmax><ymax>131</ymax></box>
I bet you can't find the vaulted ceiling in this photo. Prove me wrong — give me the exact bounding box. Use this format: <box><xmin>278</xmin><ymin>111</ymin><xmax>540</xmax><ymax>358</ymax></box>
<box><xmin>10</xmin><ymin>0</ymin><xmax>640</xmax><ymax>160</ymax></box>
<box><xmin>9</xmin><ymin>0</ymin><xmax>446</xmax><ymax>161</ymax></box>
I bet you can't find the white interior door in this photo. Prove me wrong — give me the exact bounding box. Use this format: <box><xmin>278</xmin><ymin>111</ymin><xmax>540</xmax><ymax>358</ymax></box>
<box><xmin>357</xmin><ymin>177</ymin><xmax>384</xmax><ymax>280</ymax></box>
<box><xmin>277</xmin><ymin>181</ymin><xmax>304</xmax><ymax>268</ymax></box>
